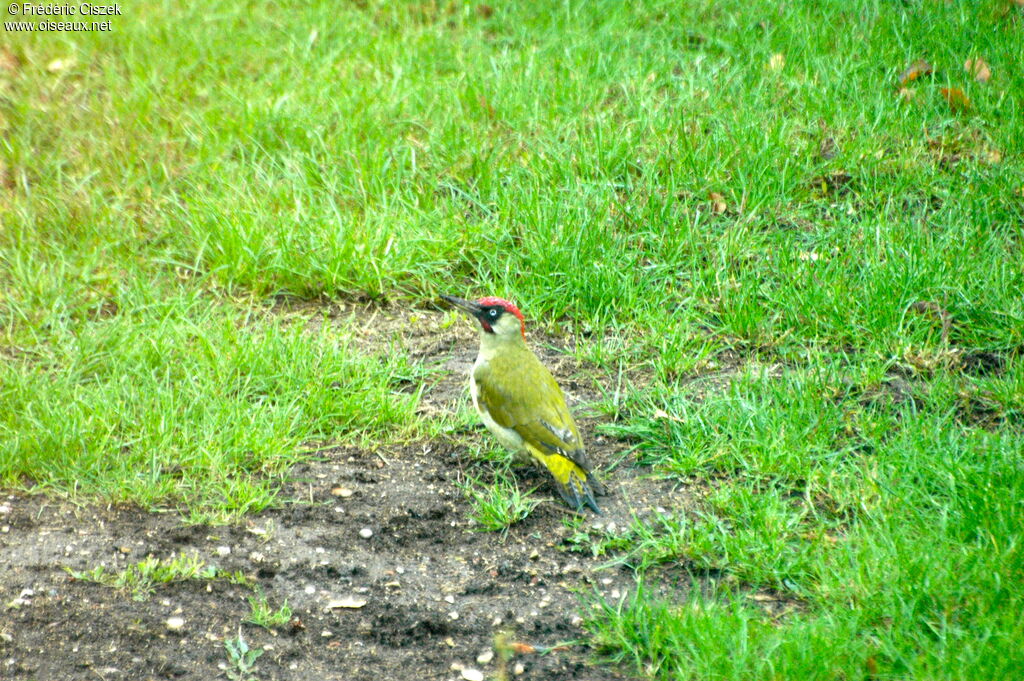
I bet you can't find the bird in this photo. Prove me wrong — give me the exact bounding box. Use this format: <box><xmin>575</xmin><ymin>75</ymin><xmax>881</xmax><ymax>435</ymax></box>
<box><xmin>441</xmin><ymin>294</ymin><xmax>604</xmax><ymax>513</ymax></box>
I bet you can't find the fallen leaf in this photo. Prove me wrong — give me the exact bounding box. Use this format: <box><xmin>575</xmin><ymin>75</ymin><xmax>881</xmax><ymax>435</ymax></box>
<box><xmin>510</xmin><ymin>642</ymin><xmax>536</xmax><ymax>655</ymax></box>
<box><xmin>897</xmin><ymin>59</ymin><xmax>933</xmax><ymax>86</ymax></box>
<box><xmin>46</xmin><ymin>57</ymin><xmax>76</xmax><ymax>73</ymax></box>
<box><xmin>964</xmin><ymin>57</ymin><xmax>991</xmax><ymax>83</ymax></box>
<box><xmin>708</xmin><ymin>191</ymin><xmax>727</xmax><ymax>214</ymax></box>
<box><xmin>940</xmin><ymin>87</ymin><xmax>971</xmax><ymax>112</ymax></box>
<box><xmin>767</xmin><ymin>53</ymin><xmax>785</xmax><ymax>71</ymax></box>
<box><xmin>324</xmin><ymin>596</ymin><xmax>367</xmax><ymax>610</ymax></box>
<box><xmin>476</xmin><ymin>4</ymin><xmax>494</xmax><ymax>18</ymax></box>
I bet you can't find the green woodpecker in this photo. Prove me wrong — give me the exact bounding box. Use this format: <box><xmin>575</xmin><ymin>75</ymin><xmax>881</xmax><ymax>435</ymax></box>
<box><xmin>442</xmin><ymin>294</ymin><xmax>604</xmax><ymax>513</ymax></box>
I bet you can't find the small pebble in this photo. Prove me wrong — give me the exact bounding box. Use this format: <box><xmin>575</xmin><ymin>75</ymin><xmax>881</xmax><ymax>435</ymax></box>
<box><xmin>461</xmin><ymin>669</ymin><xmax>484</xmax><ymax>681</ymax></box>
<box><xmin>321</xmin><ymin>630</ymin><xmax>333</xmax><ymax>638</ymax></box>
<box><xmin>331</xmin><ymin>487</ymin><xmax>354</xmax><ymax>498</ymax></box>
<box><xmin>165</xmin><ymin>617</ymin><xmax>185</xmax><ymax>631</ymax></box>
<box><xmin>215</xmin><ymin>546</ymin><xmax>230</xmax><ymax>557</ymax></box>
<box><xmin>513</xmin><ymin>662</ymin><xmax>525</xmax><ymax>675</ymax></box>
<box><xmin>304</xmin><ymin>585</ymin><xmax>316</xmax><ymax>595</ymax></box>
<box><xmin>448</xmin><ymin>611</ymin><xmax>459</xmax><ymax>620</ymax></box>
<box><xmin>476</xmin><ymin>650</ymin><xmax>494</xmax><ymax>664</ymax></box>
<box><xmin>0</xmin><ymin>504</ymin><xmax>10</xmax><ymax>514</ymax></box>
<box><xmin>444</xmin><ymin>595</ymin><xmax>455</xmax><ymax>604</ymax></box>
<box><xmin>359</xmin><ymin>528</ymin><xmax>373</xmax><ymax>539</ymax></box>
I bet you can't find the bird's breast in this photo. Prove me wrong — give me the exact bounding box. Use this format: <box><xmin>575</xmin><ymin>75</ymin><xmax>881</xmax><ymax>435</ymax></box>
<box><xmin>470</xmin><ymin>359</ymin><xmax>525</xmax><ymax>452</ymax></box>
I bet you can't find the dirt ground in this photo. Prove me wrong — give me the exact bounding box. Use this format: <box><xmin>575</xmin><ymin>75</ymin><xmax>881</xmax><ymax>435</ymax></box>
<box><xmin>0</xmin><ymin>303</ymin><xmax>692</xmax><ymax>681</ymax></box>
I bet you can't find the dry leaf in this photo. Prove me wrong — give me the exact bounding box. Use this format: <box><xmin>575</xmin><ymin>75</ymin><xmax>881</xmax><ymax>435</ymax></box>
<box><xmin>767</xmin><ymin>53</ymin><xmax>785</xmax><ymax>71</ymax></box>
<box><xmin>964</xmin><ymin>57</ymin><xmax>991</xmax><ymax>83</ymax></box>
<box><xmin>940</xmin><ymin>87</ymin><xmax>971</xmax><ymax>112</ymax></box>
<box><xmin>897</xmin><ymin>59</ymin><xmax>933</xmax><ymax>85</ymax></box>
<box><xmin>509</xmin><ymin>642</ymin><xmax>536</xmax><ymax>655</ymax></box>
<box><xmin>984</xmin><ymin>148</ymin><xmax>1002</xmax><ymax>164</ymax></box>
<box><xmin>708</xmin><ymin>191</ymin><xmax>727</xmax><ymax>214</ymax></box>
<box><xmin>46</xmin><ymin>57</ymin><xmax>76</xmax><ymax>73</ymax></box>
<box><xmin>476</xmin><ymin>4</ymin><xmax>494</xmax><ymax>18</ymax></box>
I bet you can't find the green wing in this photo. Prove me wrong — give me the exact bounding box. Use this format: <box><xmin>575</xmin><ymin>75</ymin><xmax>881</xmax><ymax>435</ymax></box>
<box><xmin>473</xmin><ymin>351</ymin><xmax>597</xmax><ymax>477</ymax></box>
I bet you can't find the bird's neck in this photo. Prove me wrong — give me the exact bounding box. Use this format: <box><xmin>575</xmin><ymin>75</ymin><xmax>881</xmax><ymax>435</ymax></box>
<box><xmin>476</xmin><ymin>330</ymin><xmax>527</xmax><ymax>363</ymax></box>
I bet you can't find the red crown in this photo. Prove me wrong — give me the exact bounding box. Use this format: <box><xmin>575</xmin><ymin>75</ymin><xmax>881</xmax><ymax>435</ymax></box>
<box><xmin>476</xmin><ymin>297</ymin><xmax>525</xmax><ymax>337</ymax></box>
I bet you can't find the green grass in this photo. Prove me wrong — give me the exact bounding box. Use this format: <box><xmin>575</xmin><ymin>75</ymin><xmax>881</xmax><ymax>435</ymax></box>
<box><xmin>460</xmin><ymin>469</ymin><xmax>542</xmax><ymax>532</ymax></box>
<box><xmin>3</xmin><ymin>0</ymin><xmax>1023</xmax><ymax>678</ymax></box>
<box><xmin>246</xmin><ymin>590</ymin><xmax>293</xmax><ymax>630</ymax></box>
<box><xmin>67</xmin><ymin>552</ymin><xmax>250</xmax><ymax>601</ymax></box>
<box><xmin>1</xmin><ymin>292</ymin><xmax>422</xmax><ymax>520</ymax></box>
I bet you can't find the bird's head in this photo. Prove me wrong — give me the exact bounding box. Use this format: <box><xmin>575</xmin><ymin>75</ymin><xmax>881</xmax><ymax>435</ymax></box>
<box><xmin>442</xmin><ymin>295</ymin><xmax>526</xmax><ymax>340</ymax></box>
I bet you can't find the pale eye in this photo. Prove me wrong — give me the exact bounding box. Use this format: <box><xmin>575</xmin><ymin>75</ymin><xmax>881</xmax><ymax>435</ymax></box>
<box><xmin>489</xmin><ymin>309</ymin><xmax>498</xmax><ymax>317</ymax></box>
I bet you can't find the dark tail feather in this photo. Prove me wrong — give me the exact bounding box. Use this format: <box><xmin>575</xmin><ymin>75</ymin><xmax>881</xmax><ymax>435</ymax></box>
<box><xmin>555</xmin><ymin>472</ymin><xmax>602</xmax><ymax>514</ymax></box>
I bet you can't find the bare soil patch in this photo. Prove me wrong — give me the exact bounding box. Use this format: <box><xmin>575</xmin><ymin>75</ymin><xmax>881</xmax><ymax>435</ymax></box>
<box><xmin>1</xmin><ymin>303</ymin><xmax>693</xmax><ymax>681</ymax></box>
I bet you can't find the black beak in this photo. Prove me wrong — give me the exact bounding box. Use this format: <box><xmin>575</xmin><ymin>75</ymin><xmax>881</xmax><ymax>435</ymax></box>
<box><xmin>441</xmin><ymin>294</ymin><xmax>483</xmax><ymax>317</ymax></box>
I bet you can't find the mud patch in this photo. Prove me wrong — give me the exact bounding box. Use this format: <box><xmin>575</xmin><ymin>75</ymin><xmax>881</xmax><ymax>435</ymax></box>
<box><xmin>0</xmin><ymin>424</ymin><xmax>683</xmax><ymax>681</ymax></box>
<box><xmin>2</xmin><ymin>302</ymin><xmax>693</xmax><ymax>680</ymax></box>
